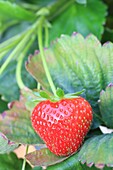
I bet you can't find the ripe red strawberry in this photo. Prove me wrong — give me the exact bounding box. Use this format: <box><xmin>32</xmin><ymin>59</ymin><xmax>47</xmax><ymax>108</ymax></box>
<box><xmin>31</xmin><ymin>95</ymin><xmax>93</xmax><ymax>156</ymax></box>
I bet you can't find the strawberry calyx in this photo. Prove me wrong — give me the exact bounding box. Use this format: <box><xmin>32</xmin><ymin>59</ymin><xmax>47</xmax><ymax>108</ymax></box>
<box><xmin>64</xmin><ymin>89</ymin><xmax>85</xmax><ymax>99</ymax></box>
<box><xmin>32</xmin><ymin>88</ymin><xmax>85</xmax><ymax>103</ymax></box>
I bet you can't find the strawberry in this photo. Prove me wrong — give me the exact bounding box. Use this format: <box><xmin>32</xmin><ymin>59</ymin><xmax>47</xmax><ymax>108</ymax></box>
<box><xmin>31</xmin><ymin>89</ymin><xmax>93</xmax><ymax>156</ymax></box>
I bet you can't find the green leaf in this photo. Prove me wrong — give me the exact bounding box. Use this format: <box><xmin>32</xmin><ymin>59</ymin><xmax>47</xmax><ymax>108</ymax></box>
<box><xmin>78</xmin><ymin>134</ymin><xmax>113</xmax><ymax>169</ymax></box>
<box><xmin>76</xmin><ymin>0</ymin><xmax>87</xmax><ymax>4</ymax></box>
<box><xmin>26</xmin><ymin>33</ymin><xmax>104</xmax><ymax>114</ymax></box>
<box><xmin>0</xmin><ymin>61</ymin><xmax>20</xmax><ymax>101</ymax></box>
<box><xmin>0</xmin><ymin>22</ymin><xmax>31</xmax><ymax>46</ymax></box>
<box><xmin>46</xmin><ymin>153</ymin><xmax>82</xmax><ymax>170</ymax></box>
<box><xmin>21</xmin><ymin>88</ymin><xmax>40</xmax><ymax>112</ymax></box>
<box><xmin>26</xmin><ymin>148</ymin><xmax>68</xmax><ymax>167</ymax></box>
<box><xmin>80</xmin><ymin>165</ymin><xmax>112</xmax><ymax>170</ymax></box>
<box><xmin>22</xmin><ymin>57</ymin><xmax>37</xmax><ymax>90</ymax></box>
<box><xmin>0</xmin><ymin>89</ymin><xmax>44</xmax><ymax>144</ymax></box>
<box><xmin>49</xmin><ymin>0</ymin><xmax>107</xmax><ymax>41</ymax></box>
<box><xmin>0</xmin><ymin>0</ymin><xmax>36</xmax><ymax>22</ymax></box>
<box><xmin>0</xmin><ymin>97</ymin><xmax>8</xmax><ymax>113</ymax></box>
<box><xmin>98</xmin><ymin>42</ymin><xmax>113</xmax><ymax>87</ymax></box>
<box><xmin>46</xmin><ymin>153</ymin><xmax>104</xmax><ymax>170</ymax></box>
<box><xmin>0</xmin><ymin>132</ymin><xmax>18</xmax><ymax>154</ymax></box>
<box><xmin>26</xmin><ymin>54</ymin><xmax>50</xmax><ymax>92</ymax></box>
<box><xmin>0</xmin><ymin>60</ymin><xmax>36</xmax><ymax>102</ymax></box>
<box><xmin>33</xmin><ymin>167</ymin><xmax>43</xmax><ymax>170</ymax></box>
<box><xmin>24</xmin><ymin>0</ymin><xmax>55</xmax><ymax>6</ymax></box>
<box><xmin>99</xmin><ymin>84</ymin><xmax>113</xmax><ymax>129</ymax></box>
<box><xmin>0</xmin><ymin>152</ymin><xmax>32</xmax><ymax>170</ymax></box>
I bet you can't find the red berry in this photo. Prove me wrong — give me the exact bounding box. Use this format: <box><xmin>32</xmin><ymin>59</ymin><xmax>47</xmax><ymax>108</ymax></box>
<box><xmin>31</xmin><ymin>97</ymin><xmax>93</xmax><ymax>156</ymax></box>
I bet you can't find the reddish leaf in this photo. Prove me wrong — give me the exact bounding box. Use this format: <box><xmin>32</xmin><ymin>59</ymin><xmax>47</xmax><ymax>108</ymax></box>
<box><xmin>0</xmin><ymin>88</ymin><xmax>44</xmax><ymax>144</ymax></box>
<box><xmin>26</xmin><ymin>148</ymin><xmax>68</xmax><ymax>167</ymax></box>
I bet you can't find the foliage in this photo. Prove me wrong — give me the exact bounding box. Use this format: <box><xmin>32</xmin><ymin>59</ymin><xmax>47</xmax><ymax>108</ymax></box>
<box><xmin>0</xmin><ymin>152</ymin><xmax>32</xmax><ymax>170</ymax></box>
<box><xmin>99</xmin><ymin>84</ymin><xmax>113</xmax><ymax>129</ymax></box>
<box><xmin>0</xmin><ymin>132</ymin><xmax>18</xmax><ymax>154</ymax></box>
<box><xmin>0</xmin><ymin>0</ymin><xmax>113</xmax><ymax>170</ymax></box>
<box><xmin>78</xmin><ymin>133</ymin><xmax>113</xmax><ymax>169</ymax></box>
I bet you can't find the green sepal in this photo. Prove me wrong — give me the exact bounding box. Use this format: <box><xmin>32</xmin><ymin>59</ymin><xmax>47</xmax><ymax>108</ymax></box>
<box><xmin>32</xmin><ymin>91</ymin><xmax>51</xmax><ymax>102</ymax></box>
<box><xmin>33</xmin><ymin>88</ymin><xmax>85</xmax><ymax>103</ymax></box>
<box><xmin>56</xmin><ymin>88</ymin><xmax>65</xmax><ymax>98</ymax></box>
<box><xmin>39</xmin><ymin>91</ymin><xmax>51</xmax><ymax>100</ymax></box>
<box><xmin>33</xmin><ymin>92</ymin><xmax>41</xmax><ymax>97</ymax></box>
<box><xmin>64</xmin><ymin>89</ymin><xmax>85</xmax><ymax>98</ymax></box>
<box><xmin>31</xmin><ymin>98</ymin><xmax>48</xmax><ymax>102</ymax></box>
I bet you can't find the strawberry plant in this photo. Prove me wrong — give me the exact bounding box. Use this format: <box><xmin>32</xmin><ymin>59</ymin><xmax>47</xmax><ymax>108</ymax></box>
<box><xmin>0</xmin><ymin>0</ymin><xmax>113</xmax><ymax>170</ymax></box>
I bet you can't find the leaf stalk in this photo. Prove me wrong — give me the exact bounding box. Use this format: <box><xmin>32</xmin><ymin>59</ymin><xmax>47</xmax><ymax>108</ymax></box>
<box><xmin>22</xmin><ymin>145</ymin><xmax>29</xmax><ymax>170</ymax></box>
<box><xmin>16</xmin><ymin>35</ymin><xmax>35</xmax><ymax>89</ymax></box>
<box><xmin>37</xmin><ymin>17</ymin><xmax>56</xmax><ymax>95</ymax></box>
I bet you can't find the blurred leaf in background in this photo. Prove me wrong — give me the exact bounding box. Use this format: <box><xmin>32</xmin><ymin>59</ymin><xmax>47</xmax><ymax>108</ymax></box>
<box><xmin>49</xmin><ymin>0</ymin><xmax>107</xmax><ymax>41</ymax></box>
<box><xmin>102</xmin><ymin>0</ymin><xmax>113</xmax><ymax>43</ymax></box>
<box><xmin>0</xmin><ymin>152</ymin><xmax>32</xmax><ymax>170</ymax></box>
<box><xmin>0</xmin><ymin>97</ymin><xmax>8</xmax><ymax>113</ymax></box>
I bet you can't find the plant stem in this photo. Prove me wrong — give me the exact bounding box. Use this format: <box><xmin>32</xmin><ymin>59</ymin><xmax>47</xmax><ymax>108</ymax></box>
<box><xmin>0</xmin><ymin>50</ymin><xmax>9</xmax><ymax>61</ymax></box>
<box><xmin>0</xmin><ymin>29</ymin><xmax>33</xmax><ymax>75</ymax></box>
<box><xmin>37</xmin><ymin>17</ymin><xmax>56</xmax><ymax>95</ymax></box>
<box><xmin>20</xmin><ymin>2</ymin><xmax>39</xmax><ymax>11</ymax></box>
<box><xmin>0</xmin><ymin>19</ymin><xmax>40</xmax><ymax>75</ymax></box>
<box><xmin>0</xmin><ymin>31</ymin><xmax>26</xmax><ymax>53</ymax></box>
<box><xmin>37</xmin><ymin>22</ymin><xmax>49</xmax><ymax>91</ymax></box>
<box><xmin>22</xmin><ymin>145</ymin><xmax>29</xmax><ymax>170</ymax></box>
<box><xmin>16</xmin><ymin>35</ymin><xmax>35</xmax><ymax>89</ymax></box>
<box><xmin>37</xmin><ymin>83</ymin><xmax>41</xmax><ymax>90</ymax></box>
<box><xmin>44</xmin><ymin>25</ymin><xmax>49</xmax><ymax>48</ymax></box>
<box><xmin>16</xmin><ymin>55</ymin><xmax>25</xmax><ymax>89</ymax></box>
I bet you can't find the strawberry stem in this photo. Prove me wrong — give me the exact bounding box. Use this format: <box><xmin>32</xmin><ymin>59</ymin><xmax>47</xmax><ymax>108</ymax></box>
<box><xmin>21</xmin><ymin>145</ymin><xmax>29</xmax><ymax>170</ymax></box>
<box><xmin>37</xmin><ymin>20</ymin><xmax>49</xmax><ymax>90</ymax></box>
<box><xmin>37</xmin><ymin>17</ymin><xmax>56</xmax><ymax>95</ymax></box>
